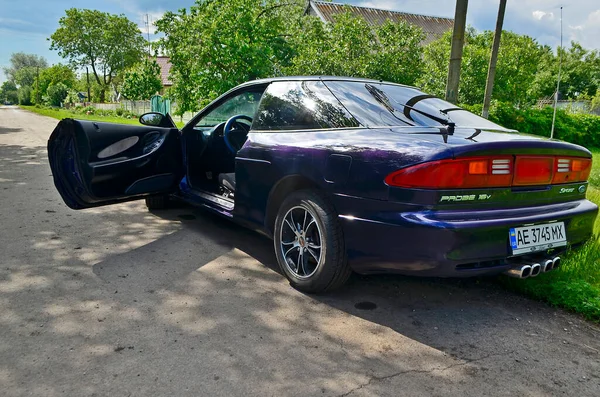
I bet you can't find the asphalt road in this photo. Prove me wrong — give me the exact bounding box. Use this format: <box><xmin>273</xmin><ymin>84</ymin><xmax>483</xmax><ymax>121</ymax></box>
<box><xmin>1</xmin><ymin>105</ymin><xmax>599</xmax><ymax>397</ymax></box>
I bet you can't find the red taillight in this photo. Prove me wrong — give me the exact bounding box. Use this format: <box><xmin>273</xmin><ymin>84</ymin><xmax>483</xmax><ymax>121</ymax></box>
<box><xmin>384</xmin><ymin>157</ymin><xmax>513</xmax><ymax>189</ymax></box>
<box><xmin>513</xmin><ymin>156</ymin><xmax>553</xmax><ymax>186</ymax></box>
<box><xmin>552</xmin><ymin>157</ymin><xmax>592</xmax><ymax>184</ymax></box>
<box><xmin>385</xmin><ymin>155</ymin><xmax>591</xmax><ymax>189</ymax></box>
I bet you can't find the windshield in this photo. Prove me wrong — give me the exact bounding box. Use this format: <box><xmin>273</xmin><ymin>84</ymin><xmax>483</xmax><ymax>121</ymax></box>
<box><xmin>324</xmin><ymin>81</ymin><xmax>508</xmax><ymax>130</ymax></box>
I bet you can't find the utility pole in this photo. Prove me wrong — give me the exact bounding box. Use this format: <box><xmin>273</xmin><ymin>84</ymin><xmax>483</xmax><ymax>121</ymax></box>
<box><xmin>146</xmin><ymin>13</ymin><xmax>151</xmax><ymax>56</ymax></box>
<box><xmin>482</xmin><ymin>0</ymin><xmax>507</xmax><ymax>119</ymax></box>
<box><xmin>550</xmin><ymin>6</ymin><xmax>563</xmax><ymax>139</ymax></box>
<box><xmin>445</xmin><ymin>0</ymin><xmax>469</xmax><ymax>104</ymax></box>
<box><xmin>36</xmin><ymin>66</ymin><xmax>40</xmax><ymax>104</ymax></box>
<box><xmin>86</xmin><ymin>66</ymin><xmax>91</xmax><ymax>104</ymax></box>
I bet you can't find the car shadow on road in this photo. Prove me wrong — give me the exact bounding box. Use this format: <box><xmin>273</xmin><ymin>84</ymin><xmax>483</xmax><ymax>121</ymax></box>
<box><xmin>0</xmin><ymin>126</ymin><xmax>23</xmax><ymax>134</ymax></box>
<box><xmin>140</xmin><ymin>203</ymin><xmax>598</xmax><ymax>365</ymax></box>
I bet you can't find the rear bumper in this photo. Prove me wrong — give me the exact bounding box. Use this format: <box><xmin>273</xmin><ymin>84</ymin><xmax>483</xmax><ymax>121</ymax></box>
<box><xmin>335</xmin><ymin>195</ymin><xmax>598</xmax><ymax>277</ymax></box>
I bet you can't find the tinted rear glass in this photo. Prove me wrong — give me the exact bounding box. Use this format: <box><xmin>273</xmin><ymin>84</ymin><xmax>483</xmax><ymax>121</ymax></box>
<box><xmin>324</xmin><ymin>81</ymin><xmax>506</xmax><ymax>130</ymax></box>
<box><xmin>252</xmin><ymin>81</ymin><xmax>359</xmax><ymax>130</ymax></box>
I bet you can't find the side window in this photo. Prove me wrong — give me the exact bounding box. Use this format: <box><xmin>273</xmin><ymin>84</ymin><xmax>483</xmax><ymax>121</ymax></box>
<box><xmin>195</xmin><ymin>91</ymin><xmax>263</xmax><ymax>129</ymax></box>
<box><xmin>252</xmin><ymin>81</ymin><xmax>359</xmax><ymax>131</ymax></box>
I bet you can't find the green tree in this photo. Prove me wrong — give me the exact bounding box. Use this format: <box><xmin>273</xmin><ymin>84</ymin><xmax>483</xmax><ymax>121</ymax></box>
<box><xmin>14</xmin><ymin>67</ymin><xmax>39</xmax><ymax>88</ymax></box>
<box><xmin>17</xmin><ymin>86</ymin><xmax>33</xmax><ymax>105</ymax></box>
<box><xmin>531</xmin><ymin>42</ymin><xmax>600</xmax><ymax>100</ymax></box>
<box><xmin>0</xmin><ymin>81</ymin><xmax>19</xmax><ymax>104</ymax></box>
<box><xmin>155</xmin><ymin>0</ymin><xmax>305</xmax><ymax>114</ymax></box>
<box><xmin>32</xmin><ymin>64</ymin><xmax>77</xmax><ymax>103</ymax></box>
<box><xmin>122</xmin><ymin>59</ymin><xmax>163</xmax><ymax>100</ymax></box>
<box><xmin>419</xmin><ymin>29</ymin><xmax>548</xmax><ymax>106</ymax></box>
<box><xmin>2</xmin><ymin>52</ymin><xmax>47</xmax><ymax>83</ymax></box>
<box><xmin>49</xmin><ymin>8</ymin><xmax>146</xmax><ymax>102</ymax></box>
<box><xmin>46</xmin><ymin>82</ymin><xmax>69</xmax><ymax>106</ymax></box>
<box><xmin>285</xmin><ymin>11</ymin><xmax>425</xmax><ymax>85</ymax></box>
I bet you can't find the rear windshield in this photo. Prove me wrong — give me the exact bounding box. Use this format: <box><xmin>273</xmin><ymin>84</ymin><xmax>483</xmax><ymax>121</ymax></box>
<box><xmin>324</xmin><ymin>81</ymin><xmax>507</xmax><ymax>130</ymax></box>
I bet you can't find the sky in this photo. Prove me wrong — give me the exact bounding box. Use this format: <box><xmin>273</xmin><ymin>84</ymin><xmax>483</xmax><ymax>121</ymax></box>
<box><xmin>1</xmin><ymin>0</ymin><xmax>599</xmax><ymax>84</ymax></box>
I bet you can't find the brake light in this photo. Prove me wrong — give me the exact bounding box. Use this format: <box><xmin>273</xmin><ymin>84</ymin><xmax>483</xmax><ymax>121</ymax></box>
<box><xmin>552</xmin><ymin>157</ymin><xmax>592</xmax><ymax>184</ymax></box>
<box><xmin>385</xmin><ymin>155</ymin><xmax>591</xmax><ymax>189</ymax></box>
<box><xmin>384</xmin><ymin>157</ymin><xmax>513</xmax><ymax>189</ymax></box>
<box><xmin>513</xmin><ymin>157</ymin><xmax>553</xmax><ymax>186</ymax></box>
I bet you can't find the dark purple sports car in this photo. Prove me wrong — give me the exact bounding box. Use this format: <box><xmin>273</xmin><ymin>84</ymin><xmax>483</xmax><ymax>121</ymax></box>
<box><xmin>48</xmin><ymin>77</ymin><xmax>598</xmax><ymax>292</ymax></box>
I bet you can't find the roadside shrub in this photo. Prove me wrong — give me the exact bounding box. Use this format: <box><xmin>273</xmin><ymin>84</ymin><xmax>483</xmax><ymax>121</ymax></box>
<box><xmin>115</xmin><ymin>107</ymin><xmax>124</xmax><ymax>116</ymax></box>
<box><xmin>46</xmin><ymin>82</ymin><xmax>69</xmax><ymax>107</ymax></box>
<box><xmin>64</xmin><ymin>89</ymin><xmax>80</xmax><ymax>105</ymax></box>
<box><xmin>82</xmin><ymin>105</ymin><xmax>95</xmax><ymax>115</ymax></box>
<box><xmin>463</xmin><ymin>101</ymin><xmax>600</xmax><ymax>149</ymax></box>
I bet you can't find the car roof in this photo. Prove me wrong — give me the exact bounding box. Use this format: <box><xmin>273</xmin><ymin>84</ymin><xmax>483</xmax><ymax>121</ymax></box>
<box><xmin>235</xmin><ymin>76</ymin><xmax>418</xmax><ymax>90</ymax></box>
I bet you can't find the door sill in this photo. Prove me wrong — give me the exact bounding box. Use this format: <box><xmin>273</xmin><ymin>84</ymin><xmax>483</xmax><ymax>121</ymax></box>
<box><xmin>181</xmin><ymin>188</ymin><xmax>234</xmax><ymax>211</ymax></box>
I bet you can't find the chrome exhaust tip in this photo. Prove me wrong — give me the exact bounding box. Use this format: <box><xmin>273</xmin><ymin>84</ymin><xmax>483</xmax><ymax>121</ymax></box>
<box><xmin>530</xmin><ymin>263</ymin><xmax>542</xmax><ymax>277</ymax></box>
<box><xmin>552</xmin><ymin>256</ymin><xmax>561</xmax><ymax>270</ymax></box>
<box><xmin>542</xmin><ymin>259</ymin><xmax>553</xmax><ymax>272</ymax></box>
<box><xmin>504</xmin><ymin>264</ymin><xmax>532</xmax><ymax>279</ymax></box>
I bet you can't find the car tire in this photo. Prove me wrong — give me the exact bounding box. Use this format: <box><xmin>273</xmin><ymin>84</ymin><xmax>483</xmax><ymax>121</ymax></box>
<box><xmin>145</xmin><ymin>195</ymin><xmax>169</xmax><ymax>210</ymax></box>
<box><xmin>273</xmin><ymin>190</ymin><xmax>351</xmax><ymax>293</ymax></box>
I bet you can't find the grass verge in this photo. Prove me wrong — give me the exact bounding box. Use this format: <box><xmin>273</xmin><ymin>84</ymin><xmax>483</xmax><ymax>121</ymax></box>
<box><xmin>20</xmin><ymin>105</ymin><xmax>185</xmax><ymax>128</ymax></box>
<box><xmin>501</xmin><ymin>150</ymin><xmax>600</xmax><ymax>322</ymax></box>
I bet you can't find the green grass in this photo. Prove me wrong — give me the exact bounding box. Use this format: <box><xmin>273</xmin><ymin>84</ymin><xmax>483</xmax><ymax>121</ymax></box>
<box><xmin>501</xmin><ymin>150</ymin><xmax>600</xmax><ymax>321</ymax></box>
<box><xmin>589</xmin><ymin>149</ymin><xmax>600</xmax><ymax>187</ymax></box>
<box><xmin>20</xmin><ymin>105</ymin><xmax>185</xmax><ymax>128</ymax></box>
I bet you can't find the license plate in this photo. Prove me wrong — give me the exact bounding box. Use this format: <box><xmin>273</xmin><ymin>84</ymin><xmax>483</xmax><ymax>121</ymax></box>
<box><xmin>509</xmin><ymin>222</ymin><xmax>567</xmax><ymax>255</ymax></box>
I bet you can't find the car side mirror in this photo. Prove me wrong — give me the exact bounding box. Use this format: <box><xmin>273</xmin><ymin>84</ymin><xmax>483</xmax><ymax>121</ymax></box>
<box><xmin>139</xmin><ymin>112</ymin><xmax>166</xmax><ymax>126</ymax></box>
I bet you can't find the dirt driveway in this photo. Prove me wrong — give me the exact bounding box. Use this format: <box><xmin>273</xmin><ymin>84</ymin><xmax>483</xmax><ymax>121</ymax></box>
<box><xmin>1</xmin><ymin>106</ymin><xmax>599</xmax><ymax>396</ymax></box>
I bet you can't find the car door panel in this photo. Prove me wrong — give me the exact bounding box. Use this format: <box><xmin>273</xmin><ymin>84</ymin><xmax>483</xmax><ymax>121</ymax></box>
<box><xmin>48</xmin><ymin>118</ymin><xmax>182</xmax><ymax>209</ymax></box>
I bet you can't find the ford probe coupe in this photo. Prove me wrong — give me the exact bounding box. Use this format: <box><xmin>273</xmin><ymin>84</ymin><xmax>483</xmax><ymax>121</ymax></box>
<box><xmin>47</xmin><ymin>77</ymin><xmax>598</xmax><ymax>293</ymax></box>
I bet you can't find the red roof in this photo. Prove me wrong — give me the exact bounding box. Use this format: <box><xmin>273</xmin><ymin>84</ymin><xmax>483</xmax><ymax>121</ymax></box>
<box><xmin>308</xmin><ymin>1</ymin><xmax>454</xmax><ymax>45</ymax></box>
<box><xmin>154</xmin><ymin>56</ymin><xmax>172</xmax><ymax>86</ymax></box>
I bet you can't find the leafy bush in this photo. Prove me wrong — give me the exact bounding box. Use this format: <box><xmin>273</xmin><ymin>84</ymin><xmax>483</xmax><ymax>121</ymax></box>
<box><xmin>463</xmin><ymin>102</ymin><xmax>600</xmax><ymax>148</ymax></box>
<box><xmin>122</xmin><ymin>60</ymin><xmax>162</xmax><ymax>100</ymax></box>
<box><xmin>115</xmin><ymin>107</ymin><xmax>124</xmax><ymax>116</ymax></box>
<box><xmin>46</xmin><ymin>82</ymin><xmax>69</xmax><ymax>106</ymax></box>
<box><xmin>64</xmin><ymin>89</ymin><xmax>80</xmax><ymax>105</ymax></box>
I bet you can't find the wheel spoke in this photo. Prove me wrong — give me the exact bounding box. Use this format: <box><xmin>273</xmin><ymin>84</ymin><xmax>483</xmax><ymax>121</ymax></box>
<box><xmin>305</xmin><ymin>219</ymin><xmax>316</xmax><ymax>233</ymax></box>
<box><xmin>284</xmin><ymin>245</ymin><xmax>298</xmax><ymax>259</ymax></box>
<box><xmin>297</xmin><ymin>249</ymin><xmax>304</xmax><ymax>275</ymax></box>
<box><xmin>307</xmin><ymin>247</ymin><xmax>320</xmax><ymax>262</ymax></box>
<box><xmin>284</xmin><ymin>219</ymin><xmax>298</xmax><ymax>236</ymax></box>
<box><xmin>302</xmin><ymin>209</ymin><xmax>308</xmax><ymax>231</ymax></box>
<box><xmin>290</xmin><ymin>211</ymin><xmax>298</xmax><ymax>233</ymax></box>
<box><xmin>307</xmin><ymin>242</ymin><xmax>321</xmax><ymax>249</ymax></box>
<box><xmin>281</xmin><ymin>239</ymin><xmax>295</xmax><ymax>245</ymax></box>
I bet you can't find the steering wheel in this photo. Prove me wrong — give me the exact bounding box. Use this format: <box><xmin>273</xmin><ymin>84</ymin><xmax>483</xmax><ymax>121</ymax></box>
<box><xmin>223</xmin><ymin>114</ymin><xmax>252</xmax><ymax>155</ymax></box>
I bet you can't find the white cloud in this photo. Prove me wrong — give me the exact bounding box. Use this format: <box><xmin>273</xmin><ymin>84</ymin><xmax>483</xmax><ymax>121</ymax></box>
<box><xmin>532</xmin><ymin>10</ymin><xmax>554</xmax><ymax>21</ymax></box>
<box><xmin>567</xmin><ymin>8</ymin><xmax>600</xmax><ymax>49</ymax></box>
<box><xmin>0</xmin><ymin>17</ymin><xmax>34</xmax><ymax>26</ymax></box>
